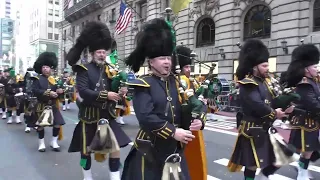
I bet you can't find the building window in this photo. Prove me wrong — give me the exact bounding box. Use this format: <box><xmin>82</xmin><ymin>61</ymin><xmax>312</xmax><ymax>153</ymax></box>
<box><xmin>314</xmin><ymin>0</ymin><xmax>320</xmax><ymax>32</ymax></box>
<box><xmin>49</xmin><ymin>0</ymin><xmax>53</xmax><ymax>4</ymax></box>
<box><xmin>48</xmin><ymin>9</ymin><xmax>53</xmax><ymax>16</ymax></box>
<box><xmin>111</xmin><ymin>8</ymin><xmax>116</xmax><ymax>21</ymax></box>
<box><xmin>97</xmin><ymin>14</ymin><xmax>101</xmax><ymax>21</ymax></box>
<box><xmin>243</xmin><ymin>5</ymin><xmax>271</xmax><ymax>40</ymax></box>
<box><xmin>48</xmin><ymin>21</ymin><xmax>53</xmax><ymax>28</ymax></box>
<box><xmin>71</xmin><ymin>26</ymin><xmax>75</xmax><ymax>37</ymax></box>
<box><xmin>55</xmin><ymin>10</ymin><xmax>59</xmax><ymax>17</ymax></box>
<box><xmin>55</xmin><ymin>0</ymin><xmax>59</xmax><ymax>5</ymax></box>
<box><xmin>138</xmin><ymin>0</ymin><xmax>147</xmax><ymax>21</ymax></box>
<box><xmin>63</xmin><ymin>30</ymin><xmax>66</xmax><ymax>40</ymax></box>
<box><xmin>196</xmin><ymin>18</ymin><xmax>215</xmax><ymax>47</ymax></box>
<box><xmin>55</xmin><ymin>22</ymin><xmax>59</xmax><ymax>28</ymax></box>
<box><xmin>54</xmin><ymin>34</ymin><xmax>59</xmax><ymax>40</ymax></box>
<box><xmin>48</xmin><ymin>33</ymin><xmax>53</xmax><ymax>39</ymax></box>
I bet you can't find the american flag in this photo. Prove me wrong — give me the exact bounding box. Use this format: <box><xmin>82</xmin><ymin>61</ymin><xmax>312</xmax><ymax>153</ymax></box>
<box><xmin>115</xmin><ymin>1</ymin><xmax>133</xmax><ymax>35</ymax></box>
<box><xmin>64</xmin><ymin>0</ymin><xmax>71</xmax><ymax>10</ymax></box>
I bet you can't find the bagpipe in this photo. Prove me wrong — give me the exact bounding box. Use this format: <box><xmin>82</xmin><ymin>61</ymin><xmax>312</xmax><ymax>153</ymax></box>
<box><xmin>196</xmin><ymin>62</ymin><xmax>219</xmax><ymax>111</ymax></box>
<box><xmin>162</xmin><ymin>8</ymin><xmax>207</xmax><ymax>180</ymax></box>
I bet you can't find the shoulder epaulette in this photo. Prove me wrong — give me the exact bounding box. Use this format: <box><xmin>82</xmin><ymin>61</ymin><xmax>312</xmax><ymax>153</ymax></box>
<box><xmin>126</xmin><ymin>77</ymin><xmax>150</xmax><ymax>87</ymax></box>
<box><xmin>72</xmin><ymin>64</ymin><xmax>88</xmax><ymax>72</ymax></box>
<box><xmin>237</xmin><ymin>78</ymin><xmax>258</xmax><ymax>86</ymax></box>
<box><xmin>297</xmin><ymin>77</ymin><xmax>312</xmax><ymax>85</ymax></box>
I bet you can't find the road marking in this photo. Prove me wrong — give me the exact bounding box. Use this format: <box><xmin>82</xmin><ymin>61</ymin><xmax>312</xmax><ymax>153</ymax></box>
<box><xmin>214</xmin><ymin>158</ymin><xmax>294</xmax><ymax>180</ymax></box>
<box><xmin>290</xmin><ymin>161</ymin><xmax>320</xmax><ymax>173</ymax></box>
<box><xmin>207</xmin><ymin>175</ymin><xmax>221</xmax><ymax>180</ymax></box>
<box><xmin>206</xmin><ymin>120</ymin><xmax>236</xmax><ymax>130</ymax></box>
<box><xmin>204</xmin><ymin>126</ymin><xmax>238</xmax><ymax>136</ymax></box>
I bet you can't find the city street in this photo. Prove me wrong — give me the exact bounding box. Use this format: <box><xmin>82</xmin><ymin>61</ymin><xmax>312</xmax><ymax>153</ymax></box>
<box><xmin>0</xmin><ymin>104</ymin><xmax>320</xmax><ymax>180</ymax></box>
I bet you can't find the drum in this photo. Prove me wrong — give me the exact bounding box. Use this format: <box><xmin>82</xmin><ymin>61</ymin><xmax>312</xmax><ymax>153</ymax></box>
<box><xmin>0</xmin><ymin>83</ymin><xmax>5</xmax><ymax>103</ymax></box>
<box><xmin>14</xmin><ymin>92</ymin><xmax>25</xmax><ymax>109</ymax></box>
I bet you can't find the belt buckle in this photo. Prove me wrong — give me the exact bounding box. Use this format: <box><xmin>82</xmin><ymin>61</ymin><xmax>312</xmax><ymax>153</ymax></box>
<box><xmin>101</xmin><ymin>102</ymin><xmax>107</xmax><ymax>109</ymax></box>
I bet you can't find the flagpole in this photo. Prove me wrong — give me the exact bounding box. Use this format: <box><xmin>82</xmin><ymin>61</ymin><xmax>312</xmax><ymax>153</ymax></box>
<box><xmin>123</xmin><ymin>0</ymin><xmax>142</xmax><ymax>18</ymax></box>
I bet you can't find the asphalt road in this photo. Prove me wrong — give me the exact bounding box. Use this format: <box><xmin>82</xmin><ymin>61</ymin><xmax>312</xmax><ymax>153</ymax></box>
<box><xmin>0</xmin><ymin>104</ymin><xmax>320</xmax><ymax>180</ymax></box>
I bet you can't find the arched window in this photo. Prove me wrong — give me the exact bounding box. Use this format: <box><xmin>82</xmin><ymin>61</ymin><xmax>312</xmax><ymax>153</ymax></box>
<box><xmin>196</xmin><ymin>18</ymin><xmax>215</xmax><ymax>47</ymax></box>
<box><xmin>314</xmin><ymin>0</ymin><xmax>320</xmax><ymax>32</ymax></box>
<box><xmin>243</xmin><ymin>5</ymin><xmax>271</xmax><ymax>40</ymax></box>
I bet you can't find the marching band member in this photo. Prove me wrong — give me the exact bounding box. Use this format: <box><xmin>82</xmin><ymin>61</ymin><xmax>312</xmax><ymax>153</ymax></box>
<box><xmin>115</xmin><ymin>97</ymin><xmax>131</xmax><ymax>125</ymax></box>
<box><xmin>24</xmin><ymin>67</ymin><xmax>38</xmax><ymax>133</ymax></box>
<box><xmin>227</xmin><ymin>39</ymin><xmax>289</xmax><ymax>180</ymax></box>
<box><xmin>67</xmin><ymin>21</ymin><xmax>131</xmax><ymax>180</ymax></box>
<box><xmin>122</xmin><ymin>18</ymin><xmax>204</xmax><ymax>180</ymax></box>
<box><xmin>61</xmin><ymin>70</ymin><xmax>75</xmax><ymax>111</ymax></box>
<box><xmin>32</xmin><ymin>52</ymin><xmax>65</xmax><ymax>152</ymax></box>
<box><xmin>286</xmin><ymin>44</ymin><xmax>320</xmax><ymax>179</ymax></box>
<box><xmin>172</xmin><ymin>45</ymin><xmax>208</xmax><ymax>180</ymax></box>
<box><xmin>0</xmin><ymin>70</ymin><xmax>6</xmax><ymax>118</ymax></box>
<box><xmin>5</xmin><ymin>68</ymin><xmax>22</xmax><ymax>124</ymax></box>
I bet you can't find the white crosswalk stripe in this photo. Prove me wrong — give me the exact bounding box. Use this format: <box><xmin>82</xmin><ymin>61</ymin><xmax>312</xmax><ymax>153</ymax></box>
<box><xmin>213</xmin><ymin>158</ymin><xmax>320</xmax><ymax>180</ymax></box>
<box><xmin>206</xmin><ymin>120</ymin><xmax>236</xmax><ymax>130</ymax></box>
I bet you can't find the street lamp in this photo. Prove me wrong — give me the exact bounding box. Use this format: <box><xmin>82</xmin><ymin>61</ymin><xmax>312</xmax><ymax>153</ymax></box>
<box><xmin>219</xmin><ymin>48</ymin><xmax>226</xmax><ymax>59</ymax></box>
<box><xmin>281</xmin><ymin>40</ymin><xmax>288</xmax><ymax>54</ymax></box>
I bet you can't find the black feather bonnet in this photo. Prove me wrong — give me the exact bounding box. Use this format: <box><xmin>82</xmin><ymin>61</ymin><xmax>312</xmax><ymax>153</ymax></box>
<box><xmin>172</xmin><ymin>45</ymin><xmax>192</xmax><ymax>71</ymax></box>
<box><xmin>66</xmin><ymin>21</ymin><xmax>113</xmax><ymax>67</ymax></box>
<box><xmin>235</xmin><ymin>39</ymin><xmax>269</xmax><ymax>80</ymax></box>
<box><xmin>286</xmin><ymin>44</ymin><xmax>320</xmax><ymax>87</ymax></box>
<box><xmin>33</xmin><ymin>52</ymin><xmax>58</xmax><ymax>74</ymax></box>
<box><xmin>125</xmin><ymin>18</ymin><xmax>174</xmax><ymax>73</ymax></box>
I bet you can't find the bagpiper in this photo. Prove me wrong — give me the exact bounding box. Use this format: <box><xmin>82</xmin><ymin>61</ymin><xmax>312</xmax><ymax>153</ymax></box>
<box><xmin>285</xmin><ymin>44</ymin><xmax>320</xmax><ymax>179</ymax></box>
<box><xmin>122</xmin><ymin>18</ymin><xmax>205</xmax><ymax>180</ymax></box>
<box><xmin>67</xmin><ymin>21</ymin><xmax>131</xmax><ymax>180</ymax></box>
<box><xmin>32</xmin><ymin>52</ymin><xmax>65</xmax><ymax>152</ymax></box>
<box><xmin>227</xmin><ymin>39</ymin><xmax>292</xmax><ymax>179</ymax></box>
<box><xmin>61</xmin><ymin>70</ymin><xmax>76</xmax><ymax>111</ymax></box>
<box><xmin>5</xmin><ymin>68</ymin><xmax>22</xmax><ymax>124</ymax></box>
<box><xmin>172</xmin><ymin>45</ymin><xmax>208</xmax><ymax>180</ymax></box>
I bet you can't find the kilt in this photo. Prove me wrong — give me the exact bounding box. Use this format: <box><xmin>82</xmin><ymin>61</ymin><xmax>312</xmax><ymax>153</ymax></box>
<box><xmin>68</xmin><ymin>119</ymin><xmax>131</xmax><ymax>153</ymax></box>
<box><xmin>121</xmin><ymin>147</ymin><xmax>190</xmax><ymax>180</ymax></box>
<box><xmin>289</xmin><ymin>116</ymin><xmax>320</xmax><ymax>152</ymax></box>
<box><xmin>35</xmin><ymin>103</ymin><xmax>65</xmax><ymax>126</ymax></box>
<box><xmin>228</xmin><ymin>122</ymin><xmax>275</xmax><ymax>170</ymax></box>
<box><xmin>5</xmin><ymin>95</ymin><xmax>17</xmax><ymax>109</ymax></box>
<box><xmin>0</xmin><ymin>99</ymin><xmax>5</xmax><ymax>108</ymax></box>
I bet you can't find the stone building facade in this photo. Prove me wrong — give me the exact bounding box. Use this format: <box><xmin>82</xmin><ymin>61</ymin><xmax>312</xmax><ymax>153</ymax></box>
<box><xmin>60</xmin><ymin>0</ymin><xmax>320</xmax><ymax>80</ymax></box>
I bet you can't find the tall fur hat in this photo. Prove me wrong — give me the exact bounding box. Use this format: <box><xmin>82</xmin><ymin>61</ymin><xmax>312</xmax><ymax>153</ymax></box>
<box><xmin>67</xmin><ymin>21</ymin><xmax>113</xmax><ymax>66</ymax></box>
<box><xmin>235</xmin><ymin>39</ymin><xmax>269</xmax><ymax>80</ymax></box>
<box><xmin>286</xmin><ymin>44</ymin><xmax>320</xmax><ymax>87</ymax></box>
<box><xmin>172</xmin><ymin>45</ymin><xmax>192</xmax><ymax>71</ymax></box>
<box><xmin>33</xmin><ymin>52</ymin><xmax>58</xmax><ymax>74</ymax></box>
<box><xmin>125</xmin><ymin>18</ymin><xmax>174</xmax><ymax>73</ymax></box>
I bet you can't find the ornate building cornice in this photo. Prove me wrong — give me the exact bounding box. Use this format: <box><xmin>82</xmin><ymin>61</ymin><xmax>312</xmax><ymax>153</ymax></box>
<box><xmin>189</xmin><ymin>0</ymin><xmax>220</xmax><ymax>18</ymax></box>
<box><xmin>234</xmin><ymin>0</ymin><xmax>266</xmax><ymax>6</ymax></box>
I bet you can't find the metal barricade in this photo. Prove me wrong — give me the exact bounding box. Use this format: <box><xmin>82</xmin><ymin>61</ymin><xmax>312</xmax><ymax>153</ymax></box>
<box><xmin>217</xmin><ymin>93</ymin><xmax>241</xmax><ymax>112</ymax></box>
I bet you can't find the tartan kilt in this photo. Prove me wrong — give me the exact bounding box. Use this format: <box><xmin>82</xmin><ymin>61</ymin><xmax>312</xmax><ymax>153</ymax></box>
<box><xmin>228</xmin><ymin>132</ymin><xmax>275</xmax><ymax>171</ymax></box>
<box><xmin>68</xmin><ymin>119</ymin><xmax>131</xmax><ymax>154</ymax></box>
<box><xmin>121</xmin><ymin>147</ymin><xmax>190</xmax><ymax>180</ymax></box>
<box><xmin>289</xmin><ymin>116</ymin><xmax>320</xmax><ymax>152</ymax></box>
